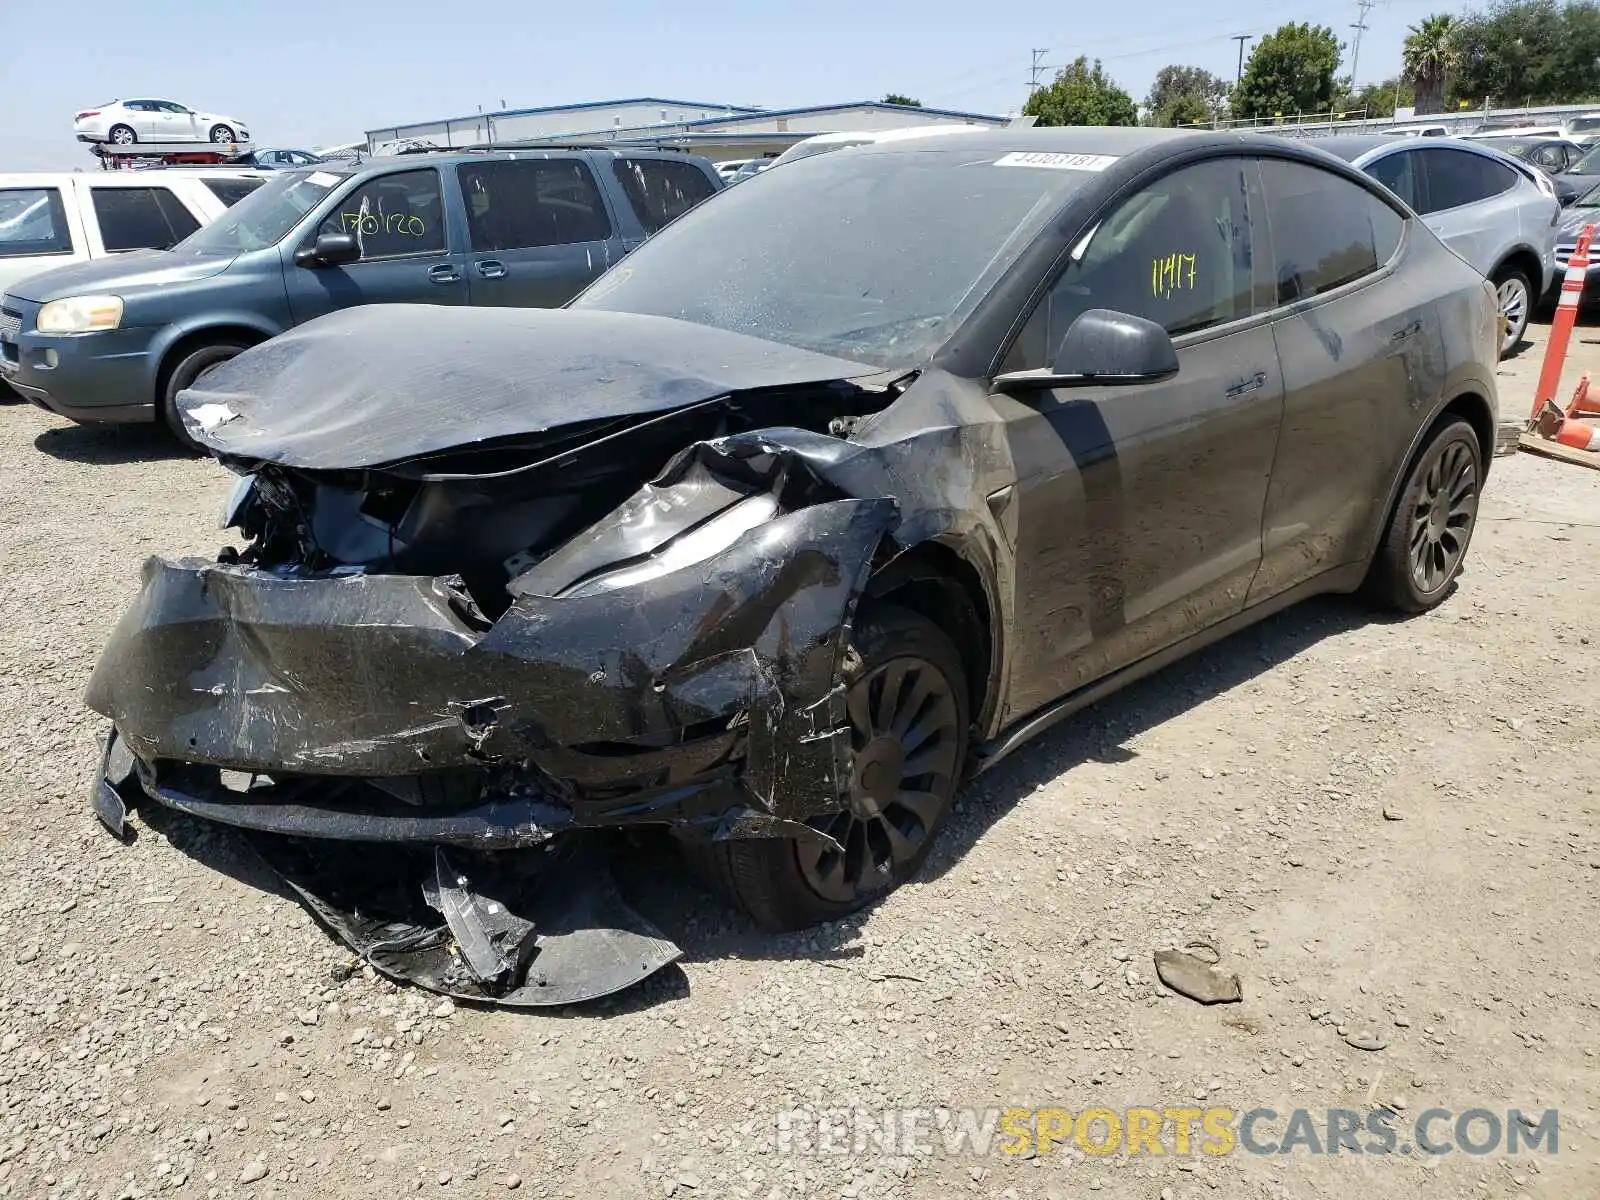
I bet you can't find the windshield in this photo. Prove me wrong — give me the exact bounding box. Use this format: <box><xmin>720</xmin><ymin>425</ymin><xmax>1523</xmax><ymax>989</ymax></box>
<box><xmin>1574</xmin><ymin>182</ymin><xmax>1600</xmax><ymax>207</ymax></box>
<box><xmin>1574</xmin><ymin>143</ymin><xmax>1600</xmax><ymax>173</ymax></box>
<box><xmin>171</xmin><ymin>168</ymin><xmax>351</xmax><ymax>255</ymax></box>
<box><xmin>772</xmin><ymin>137</ymin><xmax>874</xmax><ymax>167</ymax></box>
<box><xmin>573</xmin><ymin>146</ymin><xmax>1095</xmax><ymax>368</ymax></box>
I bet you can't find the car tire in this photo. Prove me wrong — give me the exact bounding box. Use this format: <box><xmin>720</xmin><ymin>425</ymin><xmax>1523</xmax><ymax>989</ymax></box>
<box><xmin>160</xmin><ymin>341</ymin><xmax>250</xmax><ymax>451</ymax></box>
<box><xmin>1361</xmin><ymin>414</ymin><xmax>1482</xmax><ymax>614</ymax></box>
<box><xmin>1492</xmin><ymin>265</ymin><xmax>1532</xmax><ymax>358</ymax></box>
<box><xmin>108</xmin><ymin>125</ymin><xmax>136</xmax><ymax>146</ymax></box>
<box><xmin>209</xmin><ymin>124</ymin><xmax>236</xmax><ymax>144</ymax></box>
<box><xmin>685</xmin><ymin>605</ymin><xmax>970</xmax><ymax>931</ymax></box>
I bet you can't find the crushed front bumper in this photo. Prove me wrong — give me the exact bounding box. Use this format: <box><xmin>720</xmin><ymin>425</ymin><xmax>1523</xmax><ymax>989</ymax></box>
<box><xmin>85</xmin><ymin>496</ymin><xmax>895</xmax><ymax>1005</ymax></box>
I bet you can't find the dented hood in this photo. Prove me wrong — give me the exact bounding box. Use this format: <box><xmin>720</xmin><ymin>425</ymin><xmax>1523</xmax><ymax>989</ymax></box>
<box><xmin>178</xmin><ymin>304</ymin><xmax>879</xmax><ymax>469</ymax></box>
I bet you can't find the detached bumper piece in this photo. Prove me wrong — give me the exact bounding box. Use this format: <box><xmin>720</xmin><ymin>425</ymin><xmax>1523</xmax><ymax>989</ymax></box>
<box><xmin>96</xmin><ymin>733</ymin><xmax>680</xmax><ymax>1007</ymax></box>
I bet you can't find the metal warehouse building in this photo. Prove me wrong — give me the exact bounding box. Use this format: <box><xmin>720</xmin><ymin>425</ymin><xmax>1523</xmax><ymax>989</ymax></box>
<box><xmin>365</xmin><ymin>97</ymin><xmax>1009</xmax><ymax>161</ymax></box>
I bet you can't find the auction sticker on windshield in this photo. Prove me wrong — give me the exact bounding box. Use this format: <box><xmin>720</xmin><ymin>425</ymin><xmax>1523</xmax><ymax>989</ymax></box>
<box><xmin>305</xmin><ymin>171</ymin><xmax>342</xmax><ymax>188</ymax></box>
<box><xmin>994</xmin><ymin>152</ymin><xmax>1118</xmax><ymax>171</ymax></box>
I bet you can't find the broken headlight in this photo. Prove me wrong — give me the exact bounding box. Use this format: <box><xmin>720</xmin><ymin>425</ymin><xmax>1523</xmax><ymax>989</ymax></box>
<box><xmin>562</xmin><ymin>493</ymin><xmax>779</xmax><ymax>598</ymax></box>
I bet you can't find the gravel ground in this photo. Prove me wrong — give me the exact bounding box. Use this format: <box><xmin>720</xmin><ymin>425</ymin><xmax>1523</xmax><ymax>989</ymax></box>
<box><xmin>2</xmin><ymin>318</ymin><xmax>1599</xmax><ymax>1200</ymax></box>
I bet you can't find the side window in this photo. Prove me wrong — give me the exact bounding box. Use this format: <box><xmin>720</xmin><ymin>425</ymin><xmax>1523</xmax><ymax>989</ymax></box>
<box><xmin>1007</xmin><ymin>158</ymin><xmax>1258</xmax><ymax>372</ymax></box>
<box><xmin>610</xmin><ymin>158</ymin><xmax>718</xmax><ymax>235</ymax></box>
<box><xmin>458</xmin><ymin>159</ymin><xmax>613</xmax><ymax>251</ymax></box>
<box><xmin>1416</xmin><ymin>148</ymin><xmax>1515</xmax><ymax>213</ymax></box>
<box><xmin>316</xmin><ymin>169</ymin><xmax>446</xmax><ymax>260</ymax></box>
<box><xmin>1366</xmin><ymin>151</ymin><xmax>1421</xmax><ymax>210</ymax></box>
<box><xmin>90</xmin><ymin>186</ymin><xmax>200</xmax><ymax>251</ymax></box>
<box><xmin>1259</xmin><ymin>159</ymin><xmax>1402</xmax><ymax>304</ymax></box>
<box><xmin>0</xmin><ymin>188</ymin><xmax>73</xmax><ymax>258</ymax></box>
<box><xmin>204</xmin><ymin>178</ymin><xmax>264</xmax><ymax>207</ymax></box>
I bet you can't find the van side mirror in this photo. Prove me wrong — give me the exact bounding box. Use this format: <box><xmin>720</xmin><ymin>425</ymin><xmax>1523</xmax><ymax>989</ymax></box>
<box><xmin>993</xmin><ymin>308</ymin><xmax>1180</xmax><ymax>393</ymax></box>
<box><xmin>294</xmin><ymin>232</ymin><xmax>360</xmax><ymax>268</ymax></box>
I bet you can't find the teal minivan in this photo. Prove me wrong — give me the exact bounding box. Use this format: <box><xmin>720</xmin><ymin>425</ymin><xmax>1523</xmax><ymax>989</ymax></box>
<box><xmin>1</xmin><ymin>148</ymin><xmax>721</xmax><ymax>440</ymax></box>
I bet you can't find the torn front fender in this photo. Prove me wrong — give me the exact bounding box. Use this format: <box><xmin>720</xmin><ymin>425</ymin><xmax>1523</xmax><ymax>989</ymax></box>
<box><xmin>86</xmin><ymin>497</ymin><xmax>897</xmax><ymax>827</ymax></box>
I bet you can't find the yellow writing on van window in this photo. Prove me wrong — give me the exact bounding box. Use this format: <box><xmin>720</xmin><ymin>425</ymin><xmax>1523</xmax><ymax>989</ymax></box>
<box><xmin>1151</xmin><ymin>253</ymin><xmax>1198</xmax><ymax>299</ymax></box>
<box><xmin>340</xmin><ymin>211</ymin><xmax>427</xmax><ymax>237</ymax></box>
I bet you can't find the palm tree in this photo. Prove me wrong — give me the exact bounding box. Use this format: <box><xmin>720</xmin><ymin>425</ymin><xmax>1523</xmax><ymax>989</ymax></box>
<box><xmin>1403</xmin><ymin>14</ymin><xmax>1459</xmax><ymax>114</ymax></box>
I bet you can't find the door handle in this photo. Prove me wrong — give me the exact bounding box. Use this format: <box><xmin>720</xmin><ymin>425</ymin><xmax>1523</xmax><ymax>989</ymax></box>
<box><xmin>1390</xmin><ymin>318</ymin><xmax>1423</xmax><ymax>343</ymax></box>
<box><xmin>1225</xmin><ymin>370</ymin><xmax>1268</xmax><ymax>398</ymax></box>
<box><xmin>428</xmin><ymin>265</ymin><xmax>461</xmax><ymax>284</ymax></box>
<box><xmin>476</xmin><ymin>260</ymin><xmax>507</xmax><ymax>279</ymax></box>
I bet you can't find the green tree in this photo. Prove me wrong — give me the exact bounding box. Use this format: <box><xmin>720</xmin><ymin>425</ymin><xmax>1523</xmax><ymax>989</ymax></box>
<box><xmin>1451</xmin><ymin>0</ymin><xmax>1600</xmax><ymax>106</ymax></box>
<box><xmin>881</xmin><ymin>94</ymin><xmax>922</xmax><ymax>107</ymax></box>
<box><xmin>1233</xmin><ymin>23</ymin><xmax>1342</xmax><ymax>120</ymax></box>
<box><xmin>1145</xmin><ymin>65</ymin><xmax>1231</xmax><ymax>126</ymax></box>
<box><xmin>1403</xmin><ymin>14</ymin><xmax>1461</xmax><ymax>114</ymax></box>
<box><xmin>1023</xmin><ymin>57</ymin><xmax>1138</xmax><ymax>127</ymax></box>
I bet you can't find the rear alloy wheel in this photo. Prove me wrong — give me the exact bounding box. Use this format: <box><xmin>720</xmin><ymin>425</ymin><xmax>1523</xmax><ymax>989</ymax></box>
<box><xmin>209</xmin><ymin>124</ymin><xmax>236</xmax><ymax>144</ymax></box>
<box><xmin>160</xmin><ymin>342</ymin><xmax>251</xmax><ymax>451</ymax></box>
<box><xmin>108</xmin><ymin>125</ymin><xmax>136</xmax><ymax>146</ymax></box>
<box><xmin>685</xmin><ymin>606</ymin><xmax>970</xmax><ymax>930</ymax></box>
<box><xmin>1363</xmin><ymin>415</ymin><xmax>1482</xmax><ymax>613</ymax></box>
<box><xmin>1493</xmin><ymin>266</ymin><xmax>1532</xmax><ymax>358</ymax></box>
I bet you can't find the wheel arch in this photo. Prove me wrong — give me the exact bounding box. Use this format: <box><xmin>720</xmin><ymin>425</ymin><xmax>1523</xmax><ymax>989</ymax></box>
<box><xmin>151</xmin><ymin>322</ymin><xmax>275</xmax><ymax>401</ymax></box>
<box><xmin>862</xmin><ymin>538</ymin><xmax>1001</xmax><ymax>751</ymax></box>
<box><xmin>1363</xmin><ymin>388</ymin><xmax>1496</xmax><ymax>570</ymax></box>
<box><xmin>1492</xmin><ymin>245</ymin><xmax>1546</xmax><ymax>295</ymax></box>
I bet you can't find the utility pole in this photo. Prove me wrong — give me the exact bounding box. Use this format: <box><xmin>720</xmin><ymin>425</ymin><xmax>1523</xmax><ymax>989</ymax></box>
<box><xmin>1348</xmin><ymin>0</ymin><xmax>1377</xmax><ymax>88</ymax></box>
<box><xmin>1029</xmin><ymin>48</ymin><xmax>1051</xmax><ymax>92</ymax></box>
<box><xmin>1232</xmin><ymin>35</ymin><xmax>1252</xmax><ymax>86</ymax></box>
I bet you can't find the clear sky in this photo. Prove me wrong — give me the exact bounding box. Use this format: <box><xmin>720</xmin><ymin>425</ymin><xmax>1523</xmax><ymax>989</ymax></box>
<box><xmin>5</xmin><ymin>0</ymin><xmax>1474</xmax><ymax>170</ymax></box>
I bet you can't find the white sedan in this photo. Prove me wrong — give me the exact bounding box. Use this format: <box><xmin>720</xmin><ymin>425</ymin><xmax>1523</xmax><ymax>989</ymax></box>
<box><xmin>74</xmin><ymin>99</ymin><xmax>250</xmax><ymax>146</ymax></box>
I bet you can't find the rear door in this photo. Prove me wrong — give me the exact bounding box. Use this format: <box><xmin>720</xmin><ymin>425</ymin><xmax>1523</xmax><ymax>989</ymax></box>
<box><xmin>1410</xmin><ymin>147</ymin><xmax>1520</xmax><ymax>275</ymax></box>
<box><xmin>995</xmin><ymin>155</ymin><xmax>1286</xmax><ymax>716</ymax></box>
<box><xmin>457</xmin><ymin>157</ymin><xmax>625</xmax><ymax>308</ymax></box>
<box><xmin>1251</xmin><ymin>156</ymin><xmax>1427</xmax><ymax>601</ymax></box>
<box><xmin>283</xmin><ymin>166</ymin><xmax>469</xmax><ymax>323</ymax></box>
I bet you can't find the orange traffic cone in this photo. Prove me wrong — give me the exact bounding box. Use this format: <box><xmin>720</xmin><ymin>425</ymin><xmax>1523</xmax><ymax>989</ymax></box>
<box><xmin>1535</xmin><ymin>400</ymin><xmax>1600</xmax><ymax>451</ymax></box>
<box><xmin>1566</xmin><ymin>373</ymin><xmax>1600</xmax><ymax>420</ymax></box>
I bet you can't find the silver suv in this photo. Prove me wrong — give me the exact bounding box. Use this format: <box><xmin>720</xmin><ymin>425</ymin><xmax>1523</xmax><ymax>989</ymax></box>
<box><xmin>1311</xmin><ymin>136</ymin><xmax>1559</xmax><ymax>356</ymax></box>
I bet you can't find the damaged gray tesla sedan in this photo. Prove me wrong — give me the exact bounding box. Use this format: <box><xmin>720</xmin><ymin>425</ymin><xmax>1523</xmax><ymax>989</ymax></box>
<box><xmin>87</xmin><ymin>129</ymin><xmax>1501</xmax><ymax>1006</ymax></box>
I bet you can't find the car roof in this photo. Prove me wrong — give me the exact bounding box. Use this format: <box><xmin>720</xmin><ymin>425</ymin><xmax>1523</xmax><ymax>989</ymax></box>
<box><xmin>843</xmin><ymin>126</ymin><xmax>1197</xmax><ymax>159</ymax></box>
<box><xmin>355</xmin><ymin>146</ymin><xmax>712</xmax><ymax>170</ymax></box>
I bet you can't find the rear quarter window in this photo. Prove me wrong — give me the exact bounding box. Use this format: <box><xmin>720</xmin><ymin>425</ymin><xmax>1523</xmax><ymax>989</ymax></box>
<box><xmin>204</xmin><ymin>178</ymin><xmax>265</xmax><ymax>207</ymax></box>
<box><xmin>610</xmin><ymin>158</ymin><xmax>718</xmax><ymax>234</ymax></box>
<box><xmin>0</xmin><ymin>187</ymin><xmax>73</xmax><ymax>257</ymax></box>
<box><xmin>1260</xmin><ymin>158</ymin><xmax>1403</xmax><ymax>304</ymax></box>
<box><xmin>1417</xmin><ymin>148</ymin><xmax>1517</xmax><ymax>212</ymax></box>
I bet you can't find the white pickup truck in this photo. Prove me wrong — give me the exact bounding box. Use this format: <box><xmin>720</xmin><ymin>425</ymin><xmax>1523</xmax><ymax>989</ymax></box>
<box><xmin>0</xmin><ymin>169</ymin><xmax>266</xmax><ymax>296</ymax></box>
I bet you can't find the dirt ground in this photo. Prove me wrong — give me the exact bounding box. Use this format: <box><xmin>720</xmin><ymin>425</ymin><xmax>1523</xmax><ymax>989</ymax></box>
<box><xmin>1</xmin><ymin>315</ymin><xmax>1598</xmax><ymax>1200</ymax></box>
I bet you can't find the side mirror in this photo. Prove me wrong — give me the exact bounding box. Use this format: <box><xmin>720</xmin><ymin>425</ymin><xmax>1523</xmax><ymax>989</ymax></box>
<box><xmin>293</xmin><ymin>232</ymin><xmax>360</xmax><ymax>268</ymax></box>
<box><xmin>993</xmin><ymin>308</ymin><xmax>1179</xmax><ymax>393</ymax></box>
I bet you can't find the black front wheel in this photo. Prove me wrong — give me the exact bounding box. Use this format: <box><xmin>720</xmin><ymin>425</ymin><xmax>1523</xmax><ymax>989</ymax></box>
<box><xmin>686</xmin><ymin>605</ymin><xmax>970</xmax><ymax>930</ymax></box>
<box><xmin>160</xmin><ymin>342</ymin><xmax>251</xmax><ymax>451</ymax></box>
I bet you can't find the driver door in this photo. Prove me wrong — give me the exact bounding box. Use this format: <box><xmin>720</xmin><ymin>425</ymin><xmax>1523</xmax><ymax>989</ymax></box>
<box><xmin>995</xmin><ymin>155</ymin><xmax>1286</xmax><ymax>719</ymax></box>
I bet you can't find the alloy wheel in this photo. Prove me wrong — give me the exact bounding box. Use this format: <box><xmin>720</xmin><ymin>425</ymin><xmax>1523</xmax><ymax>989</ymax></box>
<box><xmin>1497</xmin><ymin>276</ymin><xmax>1529</xmax><ymax>355</ymax></box>
<box><xmin>1408</xmin><ymin>438</ymin><xmax>1478</xmax><ymax>595</ymax></box>
<box><xmin>110</xmin><ymin>127</ymin><xmax>134</xmax><ymax>145</ymax></box>
<box><xmin>797</xmin><ymin>655</ymin><xmax>962</xmax><ymax>904</ymax></box>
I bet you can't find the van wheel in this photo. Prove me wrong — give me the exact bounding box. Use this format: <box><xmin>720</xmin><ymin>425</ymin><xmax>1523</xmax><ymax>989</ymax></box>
<box><xmin>1362</xmin><ymin>415</ymin><xmax>1482</xmax><ymax>613</ymax></box>
<box><xmin>108</xmin><ymin>125</ymin><xmax>136</xmax><ymax>146</ymax></box>
<box><xmin>1492</xmin><ymin>265</ymin><xmax>1532</xmax><ymax>358</ymax></box>
<box><xmin>209</xmin><ymin>124</ymin><xmax>236</xmax><ymax>144</ymax></box>
<box><xmin>684</xmin><ymin>605</ymin><xmax>969</xmax><ymax>931</ymax></box>
<box><xmin>160</xmin><ymin>342</ymin><xmax>250</xmax><ymax>451</ymax></box>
